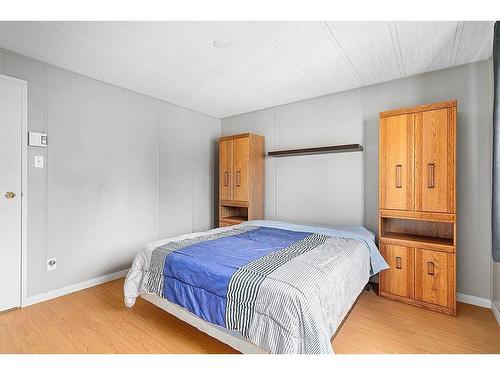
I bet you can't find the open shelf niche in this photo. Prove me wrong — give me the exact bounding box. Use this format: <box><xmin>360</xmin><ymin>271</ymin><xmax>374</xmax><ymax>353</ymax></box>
<box><xmin>219</xmin><ymin>204</ymin><xmax>248</xmax><ymax>225</ymax></box>
<box><xmin>379</xmin><ymin>216</ymin><xmax>455</xmax><ymax>251</ymax></box>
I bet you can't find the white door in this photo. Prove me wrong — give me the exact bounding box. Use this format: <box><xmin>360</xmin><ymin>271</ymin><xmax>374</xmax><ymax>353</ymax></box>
<box><xmin>0</xmin><ymin>75</ymin><xmax>23</xmax><ymax>311</ymax></box>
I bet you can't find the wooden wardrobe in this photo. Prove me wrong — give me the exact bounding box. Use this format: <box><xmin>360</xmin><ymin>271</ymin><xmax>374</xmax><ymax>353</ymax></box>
<box><xmin>218</xmin><ymin>133</ymin><xmax>264</xmax><ymax>227</ymax></box>
<box><xmin>378</xmin><ymin>100</ymin><xmax>457</xmax><ymax>315</ymax></box>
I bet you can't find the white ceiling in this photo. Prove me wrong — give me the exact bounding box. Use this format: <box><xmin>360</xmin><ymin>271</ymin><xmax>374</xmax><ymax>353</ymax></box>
<box><xmin>0</xmin><ymin>21</ymin><xmax>494</xmax><ymax>118</ymax></box>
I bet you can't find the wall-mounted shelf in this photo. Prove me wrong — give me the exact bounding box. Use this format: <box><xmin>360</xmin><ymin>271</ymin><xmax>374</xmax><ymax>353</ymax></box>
<box><xmin>267</xmin><ymin>143</ymin><xmax>363</xmax><ymax>157</ymax></box>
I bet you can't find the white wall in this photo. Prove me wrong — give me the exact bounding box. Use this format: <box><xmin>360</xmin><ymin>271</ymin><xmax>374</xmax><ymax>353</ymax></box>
<box><xmin>222</xmin><ymin>60</ymin><xmax>494</xmax><ymax>301</ymax></box>
<box><xmin>0</xmin><ymin>48</ymin><xmax>220</xmax><ymax>297</ymax></box>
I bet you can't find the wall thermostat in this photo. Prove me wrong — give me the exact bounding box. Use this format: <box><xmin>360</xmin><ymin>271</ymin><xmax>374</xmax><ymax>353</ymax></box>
<box><xmin>28</xmin><ymin>131</ymin><xmax>48</xmax><ymax>147</ymax></box>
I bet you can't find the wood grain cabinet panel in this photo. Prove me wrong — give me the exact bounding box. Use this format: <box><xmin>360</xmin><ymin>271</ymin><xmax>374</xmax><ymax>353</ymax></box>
<box><xmin>415</xmin><ymin>249</ymin><xmax>455</xmax><ymax>309</ymax></box>
<box><xmin>233</xmin><ymin>136</ymin><xmax>250</xmax><ymax>202</ymax></box>
<box><xmin>415</xmin><ymin>108</ymin><xmax>456</xmax><ymax>213</ymax></box>
<box><xmin>379</xmin><ymin>244</ymin><xmax>415</xmax><ymax>299</ymax></box>
<box><xmin>379</xmin><ymin>113</ymin><xmax>415</xmax><ymax>210</ymax></box>
<box><xmin>219</xmin><ymin>139</ymin><xmax>233</xmax><ymax>201</ymax></box>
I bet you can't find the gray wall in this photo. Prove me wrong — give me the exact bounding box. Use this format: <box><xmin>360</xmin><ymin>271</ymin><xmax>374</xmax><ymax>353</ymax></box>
<box><xmin>364</xmin><ymin>60</ymin><xmax>493</xmax><ymax>300</ymax></box>
<box><xmin>222</xmin><ymin>89</ymin><xmax>364</xmax><ymax>227</ymax></box>
<box><xmin>0</xmin><ymin>48</ymin><xmax>220</xmax><ymax>297</ymax></box>
<box><xmin>1</xmin><ymin>46</ymin><xmax>495</xmax><ymax>302</ymax></box>
<box><xmin>222</xmin><ymin>59</ymin><xmax>494</xmax><ymax>300</ymax></box>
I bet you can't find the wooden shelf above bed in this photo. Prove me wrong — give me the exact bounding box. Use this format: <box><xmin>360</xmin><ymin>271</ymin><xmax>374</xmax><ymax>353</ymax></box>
<box><xmin>267</xmin><ymin>144</ymin><xmax>363</xmax><ymax>157</ymax></box>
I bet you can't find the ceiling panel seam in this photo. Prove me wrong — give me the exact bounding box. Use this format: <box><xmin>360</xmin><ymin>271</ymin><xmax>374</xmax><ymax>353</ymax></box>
<box><xmin>455</xmin><ymin>22</ymin><xmax>464</xmax><ymax>65</ymax></box>
<box><xmin>249</xmin><ymin>21</ymin><xmax>335</xmax><ymax>94</ymax></box>
<box><xmin>389</xmin><ymin>22</ymin><xmax>407</xmax><ymax>77</ymax></box>
<box><xmin>450</xmin><ymin>21</ymin><xmax>464</xmax><ymax>67</ymax></box>
<box><xmin>323</xmin><ymin>22</ymin><xmax>364</xmax><ymax>86</ymax></box>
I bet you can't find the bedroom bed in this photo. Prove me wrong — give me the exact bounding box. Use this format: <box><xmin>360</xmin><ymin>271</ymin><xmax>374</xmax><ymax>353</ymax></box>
<box><xmin>124</xmin><ymin>220</ymin><xmax>388</xmax><ymax>354</ymax></box>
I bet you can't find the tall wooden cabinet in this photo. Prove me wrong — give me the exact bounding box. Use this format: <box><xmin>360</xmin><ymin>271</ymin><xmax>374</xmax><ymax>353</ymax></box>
<box><xmin>218</xmin><ymin>133</ymin><xmax>264</xmax><ymax>227</ymax></box>
<box><xmin>378</xmin><ymin>100</ymin><xmax>457</xmax><ymax>315</ymax></box>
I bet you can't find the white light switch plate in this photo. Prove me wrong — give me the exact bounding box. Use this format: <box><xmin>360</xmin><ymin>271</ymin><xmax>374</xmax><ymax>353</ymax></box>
<box><xmin>34</xmin><ymin>155</ymin><xmax>44</xmax><ymax>168</ymax></box>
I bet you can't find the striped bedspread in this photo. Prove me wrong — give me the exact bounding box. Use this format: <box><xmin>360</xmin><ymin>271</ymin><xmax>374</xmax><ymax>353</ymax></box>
<box><xmin>124</xmin><ymin>221</ymin><xmax>387</xmax><ymax>354</ymax></box>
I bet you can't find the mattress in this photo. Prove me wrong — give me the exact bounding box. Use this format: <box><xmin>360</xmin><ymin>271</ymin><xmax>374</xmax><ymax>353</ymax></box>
<box><xmin>124</xmin><ymin>220</ymin><xmax>387</xmax><ymax>354</ymax></box>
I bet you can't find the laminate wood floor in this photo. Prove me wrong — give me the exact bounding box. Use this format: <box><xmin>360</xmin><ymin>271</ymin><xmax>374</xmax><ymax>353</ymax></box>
<box><xmin>0</xmin><ymin>278</ymin><xmax>499</xmax><ymax>354</ymax></box>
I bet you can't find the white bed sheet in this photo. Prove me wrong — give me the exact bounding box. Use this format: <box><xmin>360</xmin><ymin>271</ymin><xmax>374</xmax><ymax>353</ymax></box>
<box><xmin>124</xmin><ymin>220</ymin><xmax>380</xmax><ymax>353</ymax></box>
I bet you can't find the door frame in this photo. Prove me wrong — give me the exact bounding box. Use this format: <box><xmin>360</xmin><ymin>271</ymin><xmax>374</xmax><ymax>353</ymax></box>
<box><xmin>1</xmin><ymin>73</ymin><xmax>28</xmax><ymax>308</ymax></box>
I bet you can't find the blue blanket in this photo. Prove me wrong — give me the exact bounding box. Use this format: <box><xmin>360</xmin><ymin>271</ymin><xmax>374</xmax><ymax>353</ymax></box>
<box><xmin>163</xmin><ymin>226</ymin><xmax>310</xmax><ymax>326</ymax></box>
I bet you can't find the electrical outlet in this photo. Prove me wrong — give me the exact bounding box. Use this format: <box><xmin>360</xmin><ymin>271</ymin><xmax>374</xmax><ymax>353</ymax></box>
<box><xmin>47</xmin><ymin>258</ymin><xmax>56</xmax><ymax>271</ymax></box>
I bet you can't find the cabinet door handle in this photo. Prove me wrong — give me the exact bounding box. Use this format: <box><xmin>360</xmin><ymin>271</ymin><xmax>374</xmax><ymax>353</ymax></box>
<box><xmin>428</xmin><ymin>163</ymin><xmax>435</xmax><ymax>188</ymax></box>
<box><xmin>395</xmin><ymin>165</ymin><xmax>402</xmax><ymax>188</ymax></box>
<box><xmin>395</xmin><ymin>256</ymin><xmax>402</xmax><ymax>269</ymax></box>
<box><xmin>236</xmin><ymin>170</ymin><xmax>241</xmax><ymax>187</ymax></box>
<box><xmin>224</xmin><ymin>171</ymin><xmax>229</xmax><ymax>187</ymax></box>
<box><xmin>427</xmin><ymin>262</ymin><xmax>435</xmax><ymax>276</ymax></box>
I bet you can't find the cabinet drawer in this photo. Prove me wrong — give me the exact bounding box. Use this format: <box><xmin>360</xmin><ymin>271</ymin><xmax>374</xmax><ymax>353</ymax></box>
<box><xmin>379</xmin><ymin>244</ymin><xmax>415</xmax><ymax>299</ymax></box>
<box><xmin>415</xmin><ymin>249</ymin><xmax>455</xmax><ymax>308</ymax></box>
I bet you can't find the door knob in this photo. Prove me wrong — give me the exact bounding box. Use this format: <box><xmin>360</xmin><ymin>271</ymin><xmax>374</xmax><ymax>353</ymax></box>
<box><xmin>4</xmin><ymin>192</ymin><xmax>16</xmax><ymax>199</ymax></box>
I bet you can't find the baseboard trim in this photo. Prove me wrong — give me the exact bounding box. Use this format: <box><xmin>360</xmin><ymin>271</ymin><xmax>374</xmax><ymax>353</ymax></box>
<box><xmin>456</xmin><ymin>293</ymin><xmax>492</xmax><ymax>308</ymax></box>
<box><xmin>21</xmin><ymin>273</ymin><xmax>495</xmax><ymax>314</ymax></box>
<box><xmin>23</xmin><ymin>269</ymin><xmax>129</xmax><ymax>307</ymax></box>
<box><xmin>491</xmin><ymin>301</ymin><xmax>500</xmax><ymax>326</ymax></box>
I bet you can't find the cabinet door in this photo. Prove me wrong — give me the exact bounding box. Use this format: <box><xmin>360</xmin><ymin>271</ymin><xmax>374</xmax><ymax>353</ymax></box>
<box><xmin>219</xmin><ymin>139</ymin><xmax>233</xmax><ymax>201</ymax></box>
<box><xmin>379</xmin><ymin>244</ymin><xmax>415</xmax><ymax>298</ymax></box>
<box><xmin>380</xmin><ymin>114</ymin><xmax>415</xmax><ymax>210</ymax></box>
<box><xmin>415</xmin><ymin>249</ymin><xmax>455</xmax><ymax>308</ymax></box>
<box><xmin>415</xmin><ymin>108</ymin><xmax>455</xmax><ymax>213</ymax></box>
<box><xmin>233</xmin><ymin>137</ymin><xmax>249</xmax><ymax>202</ymax></box>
